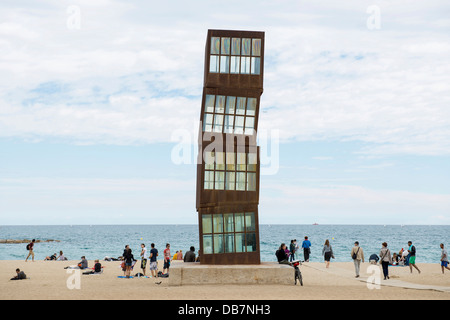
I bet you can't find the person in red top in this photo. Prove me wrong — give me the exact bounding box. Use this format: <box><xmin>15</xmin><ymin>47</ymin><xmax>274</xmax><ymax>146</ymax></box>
<box><xmin>163</xmin><ymin>243</ymin><xmax>171</xmax><ymax>275</ymax></box>
<box><xmin>25</xmin><ymin>239</ymin><xmax>36</xmax><ymax>262</ymax></box>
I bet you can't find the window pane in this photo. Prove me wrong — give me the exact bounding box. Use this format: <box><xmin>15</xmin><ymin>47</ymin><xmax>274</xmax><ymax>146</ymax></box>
<box><xmin>247</xmin><ymin>172</ymin><xmax>256</xmax><ymax>191</ymax></box>
<box><xmin>220</xmin><ymin>56</ymin><xmax>229</xmax><ymax>74</ymax></box>
<box><xmin>237</xmin><ymin>152</ymin><xmax>246</xmax><ymax>171</ymax></box>
<box><xmin>235</xmin><ymin>213</ymin><xmax>245</xmax><ymax>232</ymax></box>
<box><xmin>236</xmin><ymin>97</ymin><xmax>246</xmax><ymax>115</ymax></box>
<box><xmin>246</xmin><ymin>98</ymin><xmax>257</xmax><ymax>116</ymax></box>
<box><xmin>202</xmin><ymin>214</ymin><xmax>212</xmax><ymax>234</ymax></box>
<box><xmin>204</xmin><ymin>171</ymin><xmax>214</xmax><ymax>189</ymax></box>
<box><xmin>231</xmin><ymin>38</ymin><xmax>240</xmax><ymax>55</ymax></box>
<box><xmin>234</xmin><ymin>117</ymin><xmax>244</xmax><ymax>134</ymax></box>
<box><xmin>226</xmin><ymin>96</ymin><xmax>236</xmax><ymax>114</ymax></box>
<box><xmin>213</xmin><ymin>234</ymin><xmax>224</xmax><ymax>254</ymax></box>
<box><xmin>213</xmin><ymin>114</ymin><xmax>224</xmax><ymax>133</ymax></box>
<box><xmin>236</xmin><ymin>172</ymin><xmax>246</xmax><ymax>190</ymax></box>
<box><xmin>251</xmin><ymin>57</ymin><xmax>261</xmax><ymax>75</ymax></box>
<box><xmin>215</xmin><ymin>95</ymin><xmax>226</xmax><ymax>113</ymax></box>
<box><xmin>244</xmin><ymin>116</ymin><xmax>255</xmax><ymax>135</ymax></box>
<box><xmin>205</xmin><ymin>95</ymin><xmax>215</xmax><ymax>113</ymax></box>
<box><xmin>224</xmin><ymin>233</ymin><xmax>234</xmax><ymax>253</ymax></box>
<box><xmin>230</xmin><ymin>56</ymin><xmax>240</xmax><ymax>74</ymax></box>
<box><xmin>226</xmin><ymin>152</ymin><xmax>235</xmax><ymax>171</ymax></box>
<box><xmin>221</xmin><ymin>37</ymin><xmax>230</xmax><ymax>55</ymax></box>
<box><xmin>210</xmin><ymin>55</ymin><xmax>219</xmax><ymax>73</ymax></box>
<box><xmin>225</xmin><ymin>171</ymin><xmax>235</xmax><ymax>190</ymax></box>
<box><xmin>211</xmin><ymin>37</ymin><xmax>220</xmax><ymax>54</ymax></box>
<box><xmin>246</xmin><ymin>233</ymin><xmax>257</xmax><ymax>252</ymax></box>
<box><xmin>203</xmin><ymin>113</ymin><xmax>213</xmax><ymax>132</ymax></box>
<box><xmin>247</xmin><ymin>153</ymin><xmax>257</xmax><ymax>172</ymax></box>
<box><xmin>215</xmin><ymin>151</ymin><xmax>225</xmax><ymax>170</ymax></box>
<box><xmin>242</xmin><ymin>38</ymin><xmax>251</xmax><ymax>55</ymax></box>
<box><xmin>224</xmin><ymin>213</ymin><xmax>234</xmax><ymax>232</ymax></box>
<box><xmin>215</xmin><ymin>171</ymin><xmax>225</xmax><ymax>190</ymax></box>
<box><xmin>235</xmin><ymin>233</ymin><xmax>245</xmax><ymax>253</ymax></box>
<box><xmin>252</xmin><ymin>39</ymin><xmax>261</xmax><ymax>56</ymax></box>
<box><xmin>241</xmin><ymin>57</ymin><xmax>250</xmax><ymax>74</ymax></box>
<box><xmin>213</xmin><ymin>214</ymin><xmax>223</xmax><ymax>233</ymax></box>
<box><xmin>224</xmin><ymin>115</ymin><xmax>234</xmax><ymax>133</ymax></box>
<box><xmin>204</xmin><ymin>151</ymin><xmax>214</xmax><ymax>170</ymax></box>
<box><xmin>203</xmin><ymin>235</ymin><xmax>213</xmax><ymax>254</ymax></box>
<box><xmin>245</xmin><ymin>212</ymin><xmax>256</xmax><ymax>232</ymax></box>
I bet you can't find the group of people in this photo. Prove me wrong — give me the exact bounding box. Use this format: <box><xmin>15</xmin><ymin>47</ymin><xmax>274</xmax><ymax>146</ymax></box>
<box><xmin>276</xmin><ymin>237</ymin><xmax>450</xmax><ymax>280</ymax></box>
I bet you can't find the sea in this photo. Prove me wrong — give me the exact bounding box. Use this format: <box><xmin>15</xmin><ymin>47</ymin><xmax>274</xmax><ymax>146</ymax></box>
<box><xmin>0</xmin><ymin>224</ymin><xmax>448</xmax><ymax>263</ymax></box>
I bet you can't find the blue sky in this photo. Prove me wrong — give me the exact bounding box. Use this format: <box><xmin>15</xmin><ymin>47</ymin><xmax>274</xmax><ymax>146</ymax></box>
<box><xmin>0</xmin><ymin>0</ymin><xmax>449</xmax><ymax>225</ymax></box>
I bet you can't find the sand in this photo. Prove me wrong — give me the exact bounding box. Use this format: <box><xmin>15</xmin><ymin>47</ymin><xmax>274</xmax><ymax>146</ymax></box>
<box><xmin>1</xmin><ymin>259</ymin><xmax>449</xmax><ymax>300</ymax></box>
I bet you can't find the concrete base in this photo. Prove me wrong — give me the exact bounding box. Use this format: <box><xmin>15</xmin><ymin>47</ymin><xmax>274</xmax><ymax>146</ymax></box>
<box><xmin>169</xmin><ymin>261</ymin><xmax>294</xmax><ymax>286</ymax></box>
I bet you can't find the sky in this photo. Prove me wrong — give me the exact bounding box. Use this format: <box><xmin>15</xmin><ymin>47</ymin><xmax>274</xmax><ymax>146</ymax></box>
<box><xmin>0</xmin><ymin>0</ymin><xmax>449</xmax><ymax>225</ymax></box>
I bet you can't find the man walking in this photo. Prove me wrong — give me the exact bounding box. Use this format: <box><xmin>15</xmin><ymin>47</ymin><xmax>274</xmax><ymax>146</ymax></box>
<box><xmin>440</xmin><ymin>243</ymin><xmax>450</xmax><ymax>274</ymax></box>
<box><xmin>407</xmin><ymin>241</ymin><xmax>421</xmax><ymax>274</ymax></box>
<box><xmin>350</xmin><ymin>241</ymin><xmax>364</xmax><ymax>278</ymax></box>
<box><xmin>25</xmin><ymin>239</ymin><xmax>36</xmax><ymax>262</ymax></box>
<box><xmin>302</xmin><ymin>236</ymin><xmax>311</xmax><ymax>262</ymax></box>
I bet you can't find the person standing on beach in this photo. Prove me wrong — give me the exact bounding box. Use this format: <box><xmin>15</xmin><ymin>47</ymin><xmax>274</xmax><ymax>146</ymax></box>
<box><xmin>302</xmin><ymin>236</ymin><xmax>311</xmax><ymax>262</ymax></box>
<box><xmin>149</xmin><ymin>243</ymin><xmax>158</xmax><ymax>278</ymax></box>
<box><xmin>123</xmin><ymin>249</ymin><xmax>134</xmax><ymax>278</ymax></box>
<box><xmin>25</xmin><ymin>239</ymin><xmax>36</xmax><ymax>262</ymax></box>
<box><xmin>289</xmin><ymin>240</ymin><xmax>296</xmax><ymax>262</ymax></box>
<box><xmin>350</xmin><ymin>241</ymin><xmax>365</xmax><ymax>278</ymax></box>
<box><xmin>163</xmin><ymin>243</ymin><xmax>171</xmax><ymax>275</ymax></box>
<box><xmin>440</xmin><ymin>243</ymin><xmax>450</xmax><ymax>274</ymax></box>
<box><xmin>407</xmin><ymin>241</ymin><xmax>421</xmax><ymax>274</ymax></box>
<box><xmin>322</xmin><ymin>239</ymin><xmax>334</xmax><ymax>268</ymax></box>
<box><xmin>140</xmin><ymin>243</ymin><xmax>148</xmax><ymax>276</ymax></box>
<box><xmin>380</xmin><ymin>242</ymin><xmax>393</xmax><ymax>280</ymax></box>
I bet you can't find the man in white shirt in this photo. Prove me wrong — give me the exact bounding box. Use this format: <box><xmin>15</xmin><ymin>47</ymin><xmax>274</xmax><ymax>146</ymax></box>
<box><xmin>140</xmin><ymin>243</ymin><xmax>148</xmax><ymax>276</ymax></box>
<box><xmin>440</xmin><ymin>243</ymin><xmax>450</xmax><ymax>274</ymax></box>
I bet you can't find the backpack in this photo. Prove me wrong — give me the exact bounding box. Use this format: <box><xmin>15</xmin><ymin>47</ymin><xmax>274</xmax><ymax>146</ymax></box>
<box><xmin>26</xmin><ymin>244</ymin><xmax>30</xmax><ymax>250</ymax></box>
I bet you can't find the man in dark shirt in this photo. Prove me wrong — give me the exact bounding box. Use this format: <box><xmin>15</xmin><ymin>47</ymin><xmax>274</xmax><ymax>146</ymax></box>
<box><xmin>11</xmin><ymin>268</ymin><xmax>26</xmax><ymax>280</ymax></box>
<box><xmin>184</xmin><ymin>246</ymin><xmax>196</xmax><ymax>262</ymax></box>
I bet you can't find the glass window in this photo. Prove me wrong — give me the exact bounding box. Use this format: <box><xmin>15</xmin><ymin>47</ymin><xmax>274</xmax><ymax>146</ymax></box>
<box><xmin>237</xmin><ymin>152</ymin><xmax>246</xmax><ymax>171</ymax></box>
<box><xmin>203</xmin><ymin>235</ymin><xmax>213</xmax><ymax>254</ymax></box>
<box><xmin>224</xmin><ymin>115</ymin><xmax>234</xmax><ymax>133</ymax></box>
<box><xmin>246</xmin><ymin>233</ymin><xmax>257</xmax><ymax>252</ymax></box>
<box><xmin>236</xmin><ymin>97</ymin><xmax>246</xmax><ymax>115</ymax></box>
<box><xmin>205</xmin><ymin>95</ymin><xmax>215</xmax><ymax>113</ymax></box>
<box><xmin>224</xmin><ymin>213</ymin><xmax>234</xmax><ymax>232</ymax></box>
<box><xmin>220</xmin><ymin>56</ymin><xmax>229</xmax><ymax>73</ymax></box>
<box><xmin>215</xmin><ymin>171</ymin><xmax>225</xmax><ymax>190</ymax></box>
<box><xmin>252</xmin><ymin>39</ymin><xmax>261</xmax><ymax>56</ymax></box>
<box><xmin>213</xmin><ymin>214</ymin><xmax>224</xmax><ymax>233</ymax></box>
<box><xmin>209</xmin><ymin>55</ymin><xmax>219</xmax><ymax>73</ymax></box>
<box><xmin>235</xmin><ymin>213</ymin><xmax>245</xmax><ymax>232</ymax></box>
<box><xmin>213</xmin><ymin>234</ymin><xmax>224</xmax><ymax>254</ymax></box>
<box><xmin>226</xmin><ymin>96</ymin><xmax>236</xmax><ymax>114</ymax></box>
<box><xmin>204</xmin><ymin>151</ymin><xmax>215</xmax><ymax>170</ymax></box>
<box><xmin>226</xmin><ymin>152</ymin><xmax>235</xmax><ymax>171</ymax></box>
<box><xmin>230</xmin><ymin>56</ymin><xmax>240</xmax><ymax>74</ymax></box>
<box><xmin>215</xmin><ymin>152</ymin><xmax>225</xmax><ymax>170</ymax></box>
<box><xmin>236</xmin><ymin>172</ymin><xmax>246</xmax><ymax>190</ymax></box>
<box><xmin>204</xmin><ymin>171</ymin><xmax>214</xmax><ymax>189</ymax></box>
<box><xmin>202</xmin><ymin>214</ymin><xmax>212</xmax><ymax>234</ymax></box>
<box><xmin>247</xmin><ymin>172</ymin><xmax>256</xmax><ymax>191</ymax></box>
<box><xmin>244</xmin><ymin>117</ymin><xmax>255</xmax><ymax>135</ymax></box>
<box><xmin>247</xmin><ymin>153</ymin><xmax>257</xmax><ymax>172</ymax></box>
<box><xmin>242</xmin><ymin>38</ymin><xmax>251</xmax><ymax>55</ymax></box>
<box><xmin>235</xmin><ymin>233</ymin><xmax>245</xmax><ymax>253</ymax></box>
<box><xmin>245</xmin><ymin>212</ymin><xmax>256</xmax><ymax>232</ymax></box>
<box><xmin>225</xmin><ymin>171</ymin><xmax>235</xmax><ymax>190</ymax></box>
<box><xmin>215</xmin><ymin>95</ymin><xmax>225</xmax><ymax>113</ymax></box>
<box><xmin>246</xmin><ymin>98</ymin><xmax>257</xmax><ymax>116</ymax></box>
<box><xmin>241</xmin><ymin>57</ymin><xmax>251</xmax><ymax>74</ymax></box>
<box><xmin>251</xmin><ymin>57</ymin><xmax>261</xmax><ymax>75</ymax></box>
<box><xmin>211</xmin><ymin>37</ymin><xmax>220</xmax><ymax>54</ymax></box>
<box><xmin>231</xmin><ymin>38</ymin><xmax>240</xmax><ymax>55</ymax></box>
<box><xmin>234</xmin><ymin>116</ymin><xmax>244</xmax><ymax>134</ymax></box>
<box><xmin>203</xmin><ymin>113</ymin><xmax>213</xmax><ymax>132</ymax></box>
<box><xmin>213</xmin><ymin>114</ymin><xmax>224</xmax><ymax>133</ymax></box>
<box><xmin>221</xmin><ymin>37</ymin><xmax>230</xmax><ymax>55</ymax></box>
<box><xmin>224</xmin><ymin>233</ymin><xmax>234</xmax><ymax>253</ymax></box>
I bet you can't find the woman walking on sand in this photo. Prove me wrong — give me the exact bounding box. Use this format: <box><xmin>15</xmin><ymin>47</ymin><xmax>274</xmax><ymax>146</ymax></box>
<box><xmin>322</xmin><ymin>239</ymin><xmax>334</xmax><ymax>268</ymax></box>
<box><xmin>380</xmin><ymin>242</ymin><xmax>393</xmax><ymax>280</ymax></box>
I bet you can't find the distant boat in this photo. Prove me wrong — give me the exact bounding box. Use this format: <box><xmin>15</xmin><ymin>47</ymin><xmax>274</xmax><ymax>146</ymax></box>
<box><xmin>313</xmin><ymin>223</ymin><xmax>319</xmax><ymax>225</ymax></box>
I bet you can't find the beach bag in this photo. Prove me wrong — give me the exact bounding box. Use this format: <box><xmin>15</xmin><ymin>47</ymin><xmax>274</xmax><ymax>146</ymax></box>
<box><xmin>352</xmin><ymin>247</ymin><xmax>360</xmax><ymax>260</ymax></box>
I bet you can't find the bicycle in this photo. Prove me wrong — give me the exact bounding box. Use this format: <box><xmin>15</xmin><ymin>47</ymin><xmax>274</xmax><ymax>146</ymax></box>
<box><xmin>292</xmin><ymin>260</ymin><xmax>303</xmax><ymax>286</ymax></box>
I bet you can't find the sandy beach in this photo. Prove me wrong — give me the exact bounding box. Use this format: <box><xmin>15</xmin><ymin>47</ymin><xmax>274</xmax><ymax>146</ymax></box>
<box><xmin>1</xmin><ymin>260</ymin><xmax>449</xmax><ymax>300</ymax></box>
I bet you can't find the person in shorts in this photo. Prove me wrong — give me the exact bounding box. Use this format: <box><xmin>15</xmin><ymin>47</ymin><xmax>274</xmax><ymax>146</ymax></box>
<box><xmin>440</xmin><ymin>243</ymin><xmax>450</xmax><ymax>274</ymax></box>
<box><xmin>149</xmin><ymin>243</ymin><xmax>158</xmax><ymax>278</ymax></box>
<box><xmin>407</xmin><ymin>241</ymin><xmax>421</xmax><ymax>274</ymax></box>
<box><xmin>140</xmin><ymin>243</ymin><xmax>148</xmax><ymax>276</ymax></box>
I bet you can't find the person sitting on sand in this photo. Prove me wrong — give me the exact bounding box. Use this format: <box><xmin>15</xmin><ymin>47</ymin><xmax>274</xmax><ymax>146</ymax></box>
<box><xmin>44</xmin><ymin>253</ymin><xmax>57</xmax><ymax>261</ymax></box>
<box><xmin>83</xmin><ymin>260</ymin><xmax>103</xmax><ymax>275</ymax></box>
<box><xmin>64</xmin><ymin>256</ymin><xmax>88</xmax><ymax>270</ymax></box>
<box><xmin>11</xmin><ymin>268</ymin><xmax>27</xmax><ymax>280</ymax></box>
<box><xmin>57</xmin><ymin>251</ymin><xmax>67</xmax><ymax>261</ymax></box>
